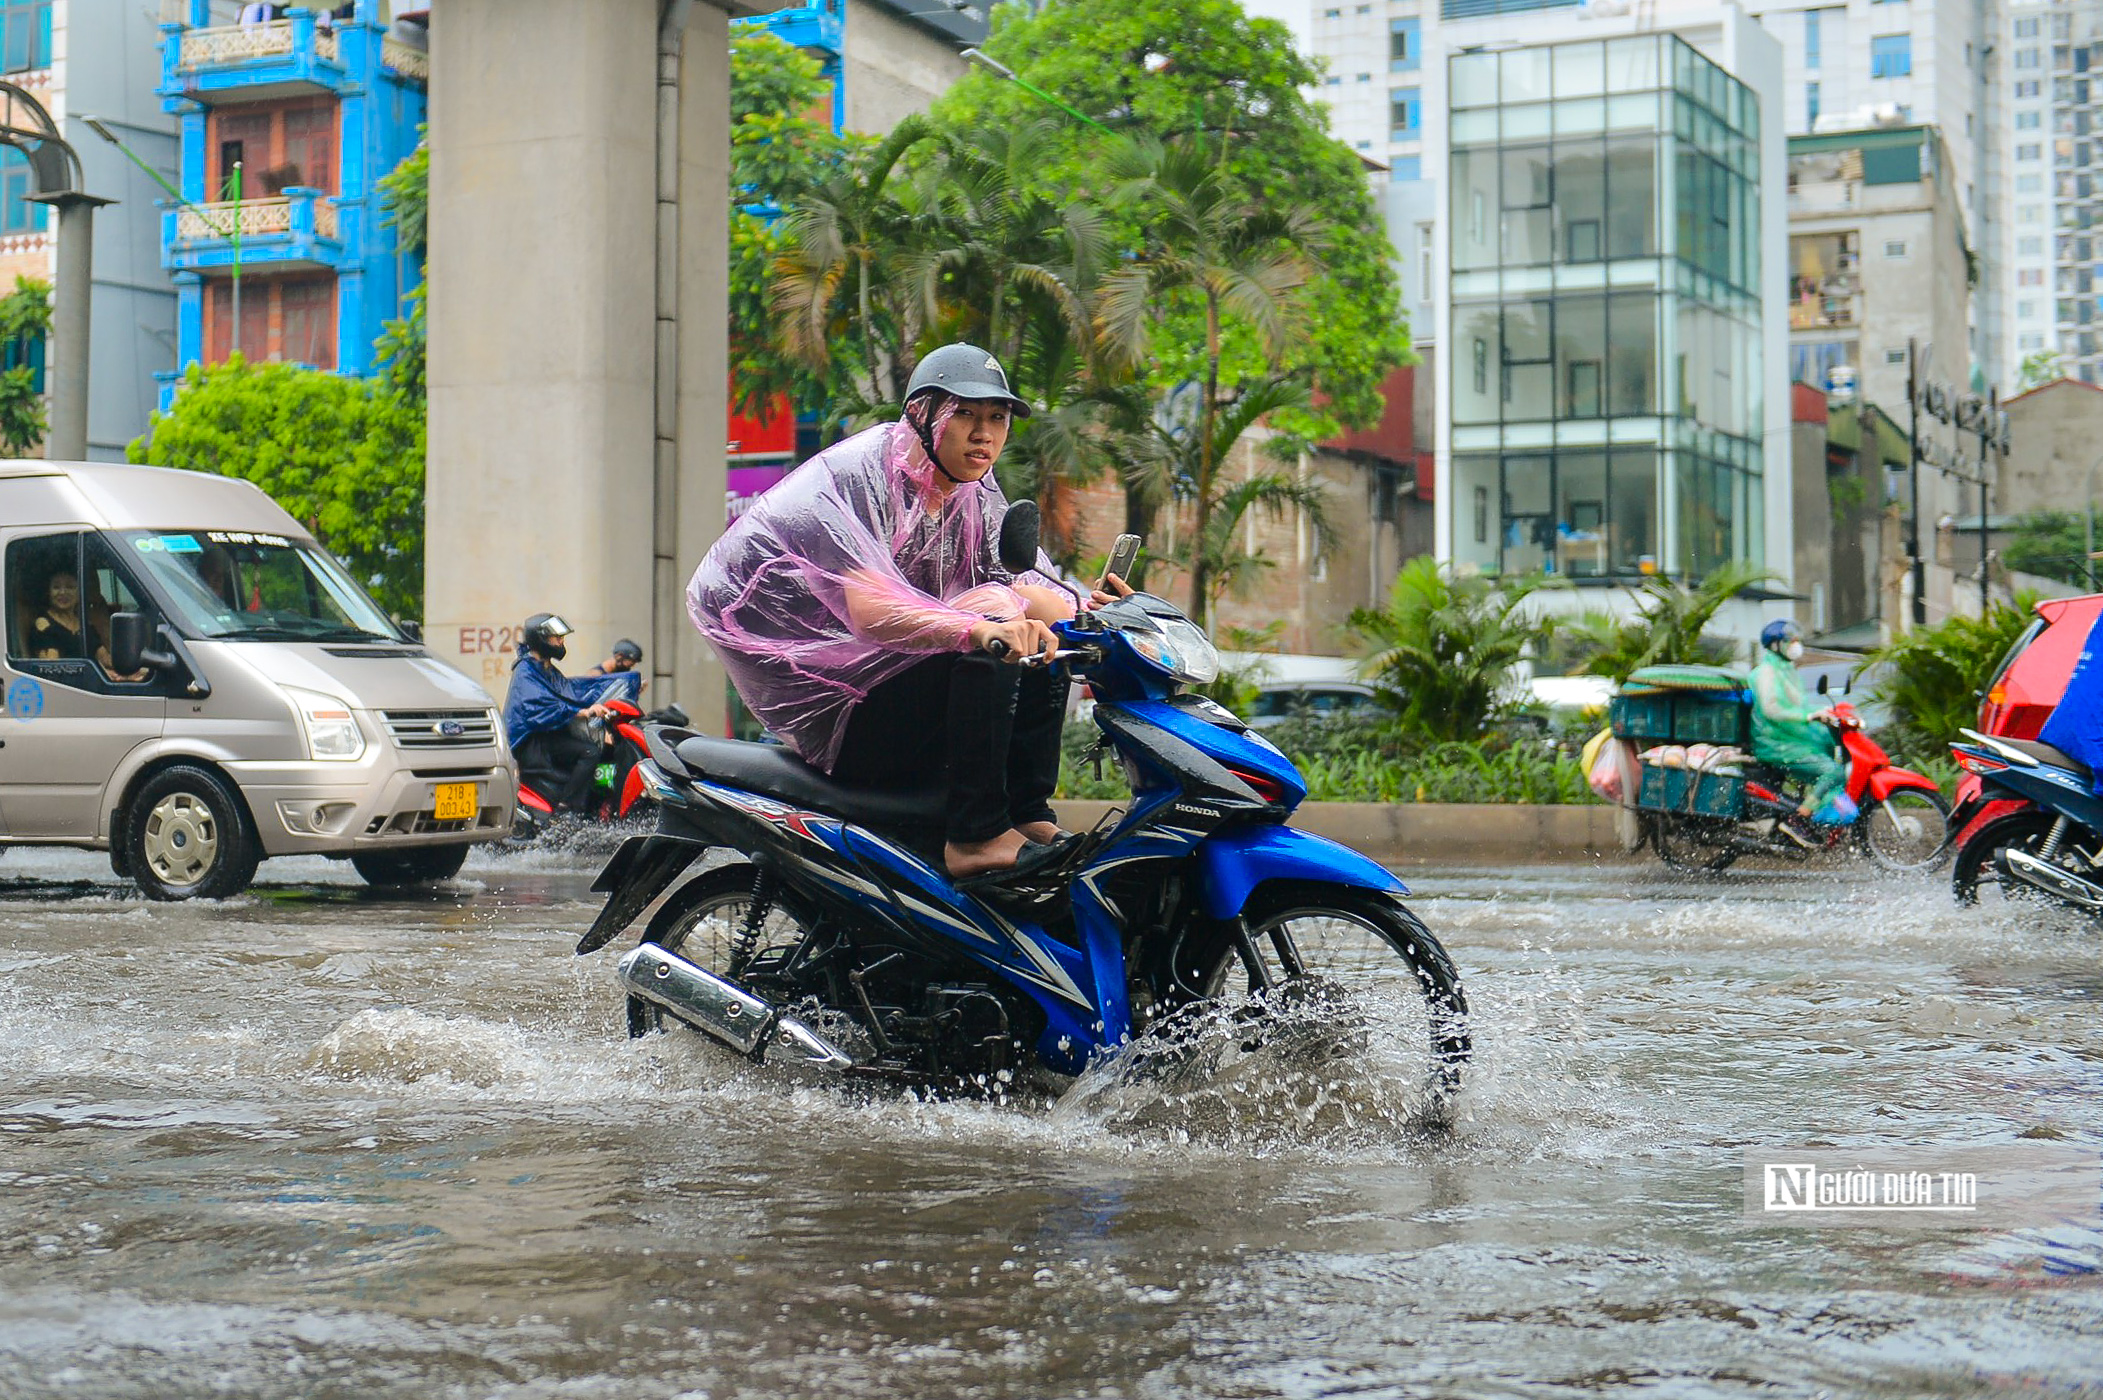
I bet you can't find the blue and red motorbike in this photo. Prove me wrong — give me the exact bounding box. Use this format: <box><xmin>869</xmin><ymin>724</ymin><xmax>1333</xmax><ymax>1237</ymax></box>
<box><xmin>574</xmin><ymin>506</ymin><xmax>1469</xmax><ymax>1095</ymax></box>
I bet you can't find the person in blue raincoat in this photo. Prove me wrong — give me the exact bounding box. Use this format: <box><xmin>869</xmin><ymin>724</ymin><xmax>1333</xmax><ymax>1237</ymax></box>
<box><xmin>2040</xmin><ymin>609</ymin><xmax>2103</xmax><ymax>788</ymax></box>
<box><xmin>504</xmin><ymin>613</ymin><xmax>640</xmax><ymax>812</ymax></box>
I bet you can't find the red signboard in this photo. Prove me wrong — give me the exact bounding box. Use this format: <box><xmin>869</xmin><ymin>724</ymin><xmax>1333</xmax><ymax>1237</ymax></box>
<box><xmin>728</xmin><ymin>384</ymin><xmax>795</xmax><ymax>459</ymax></box>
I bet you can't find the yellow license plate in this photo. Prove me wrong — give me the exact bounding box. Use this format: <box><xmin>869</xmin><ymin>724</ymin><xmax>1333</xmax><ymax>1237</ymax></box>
<box><xmin>432</xmin><ymin>782</ymin><xmax>478</xmax><ymax>821</ymax></box>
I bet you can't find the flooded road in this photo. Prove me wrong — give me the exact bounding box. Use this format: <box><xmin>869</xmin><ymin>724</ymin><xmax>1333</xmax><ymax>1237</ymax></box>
<box><xmin>2</xmin><ymin>841</ymin><xmax>2100</xmax><ymax>1398</ymax></box>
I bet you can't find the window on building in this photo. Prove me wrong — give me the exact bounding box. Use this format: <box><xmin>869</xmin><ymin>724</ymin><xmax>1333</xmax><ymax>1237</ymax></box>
<box><xmin>1885</xmin><ymin>349</ymin><xmax>1907</xmax><ymax>364</ymax></box>
<box><xmin>209</xmin><ymin>99</ymin><xmax>339</xmax><ymax>200</ymax></box>
<box><xmin>2018</xmin><ymin>173</ymin><xmax>2045</xmax><ymax>192</ymax></box>
<box><xmin>2022</xmin><ymin>204</ymin><xmax>2045</xmax><ymax>223</ymax></box>
<box><xmin>2019</xmin><ymin>143</ymin><xmax>2042</xmax><ymax>159</ymax></box>
<box><xmin>2021</xmin><ymin>332</ymin><xmax>2047</xmax><ymax>349</ymax></box>
<box><xmin>0</xmin><ymin>146</ymin><xmax>46</xmax><ymax>235</ymax></box>
<box><xmin>206</xmin><ymin>276</ymin><xmax>337</xmax><ymax>369</ymax></box>
<box><xmin>1805</xmin><ymin>8</ymin><xmax>1820</xmax><ymax>69</ymax></box>
<box><xmin>2020</xmin><ymin>268</ymin><xmax>2046</xmax><ymax>285</ymax></box>
<box><xmin>1</xmin><ymin>316</ymin><xmax>39</xmax><ymax>394</ymax></box>
<box><xmin>0</xmin><ymin>0</ymin><xmax>50</xmax><ymax>73</ymax></box>
<box><xmin>1323</xmin><ymin>7</ymin><xmax>1340</xmax><ymax>16</ymax></box>
<box><xmin>1807</xmin><ymin>81</ymin><xmax>1820</xmax><ymax>127</ymax></box>
<box><xmin>2017</xmin><ymin>80</ymin><xmax>2042</xmax><ymax>97</ymax></box>
<box><xmin>1390</xmin><ymin>87</ymin><xmax>1420</xmax><ymax>135</ymax></box>
<box><xmin>1357</xmin><ymin>72</ymin><xmax>1372</xmax><ymax>82</ymax></box>
<box><xmin>1325</xmin><ymin>75</ymin><xmax>1341</xmax><ymax>86</ymax></box>
<box><xmin>2017</xmin><ymin>17</ymin><xmax>2040</xmax><ymax>38</ymax></box>
<box><xmin>2016</xmin><ymin>47</ymin><xmax>2042</xmax><ymax>70</ymax></box>
<box><xmin>1390</xmin><ymin>157</ymin><xmax>1421</xmax><ymax>180</ymax></box>
<box><xmin>2019</xmin><ymin>300</ymin><xmax>2039</xmax><ymax>317</ymax></box>
<box><xmin>1872</xmin><ymin>34</ymin><xmax>1912</xmax><ymax>78</ymax></box>
<box><xmin>1390</xmin><ymin>18</ymin><xmax>1420</xmax><ymax>72</ymax></box>
<box><xmin>2019</xmin><ymin>111</ymin><xmax>2043</xmax><ymax>130</ymax></box>
<box><xmin>1418</xmin><ymin>221</ymin><xmax>1434</xmax><ymax>301</ymax></box>
<box><xmin>1883</xmin><ymin>240</ymin><xmax>1908</xmax><ymax>258</ymax></box>
<box><xmin>2022</xmin><ymin>236</ymin><xmax>2045</xmax><ymax>254</ymax></box>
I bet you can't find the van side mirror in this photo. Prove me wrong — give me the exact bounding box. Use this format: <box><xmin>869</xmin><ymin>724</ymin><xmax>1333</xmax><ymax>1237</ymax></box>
<box><xmin>109</xmin><ymin>612</ymin><xmax>176</xmax><ymax>676</ymax></box>
<box><xmin>1816</xmin><ymin>674</ymin><xmax>1830</xmax><ymax>695</ymax></box>
<box><xmin>109</xmin><ymin>612</ymin><xmax>152</xmax><ymax>675</ymax></box>
<box><xmin>398</xmin><ymin>619</ymin><xmax>423</xmax><ymax>643</ymax></box>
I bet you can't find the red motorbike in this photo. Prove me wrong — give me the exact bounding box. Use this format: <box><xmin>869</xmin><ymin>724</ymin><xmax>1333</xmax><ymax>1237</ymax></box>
<box><xmin>1651</xmin><ymin>701</ymin><xmax>1952</xmax><ymax>872</ymax></box>
<box><xmin>514</xmin><ymin>699</ymin><xmax>691</xmax><ymax>838</ymax></box>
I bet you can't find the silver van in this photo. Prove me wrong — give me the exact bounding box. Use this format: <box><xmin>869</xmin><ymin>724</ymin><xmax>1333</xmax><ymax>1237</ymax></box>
<box><xmin>0</xmin><ymin>461</ymin><xmax>515</xmax><ymax>899</ymax></box>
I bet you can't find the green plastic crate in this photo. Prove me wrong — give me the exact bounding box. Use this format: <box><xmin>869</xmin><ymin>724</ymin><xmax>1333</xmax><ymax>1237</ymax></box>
<box><xmin>1671</xmin><ymin>694</ymin><xmax>1749</xmax><ymax>745</ymax></box>
<box><xmin>1637</xmin><ymin>764</ymin><xmax>1747</xmax><ymax>818</ymax></box>
<box><xmin>1609</xmin><ymin>693</ymin><xmax>1677</xmax><ymax>740</ymax></box>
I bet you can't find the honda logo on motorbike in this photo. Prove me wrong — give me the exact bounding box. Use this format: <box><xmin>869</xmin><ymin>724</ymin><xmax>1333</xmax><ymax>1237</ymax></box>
<box><xmin>436</xmin><ymin>720</ymin><xmax>465</xmax><ymax>737</ymax></box>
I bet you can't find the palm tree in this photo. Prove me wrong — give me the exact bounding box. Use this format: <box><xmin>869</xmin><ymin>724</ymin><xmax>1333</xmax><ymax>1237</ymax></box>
<box><xmin>1563</xmin><ymin>561</ymin><xmax>1777</xmax><ymax>683</ymax></box>
<box><xmin>771</xmin><ymin>115</ymin><xmax>938</xmax><ymax>410</ymax></box>
<box><xmin>1095</xmin><ymin>136</ymin><xmax>1320</xmax><ymax>626</ymax></box>
<box><xmin>1349</xmin><ymin>558</ymin><xmax>1559</xmax><ymax>743</ymax></box>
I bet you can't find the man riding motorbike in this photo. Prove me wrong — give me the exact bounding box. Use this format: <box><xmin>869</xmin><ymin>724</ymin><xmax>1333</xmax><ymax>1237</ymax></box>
<box><xmin>1748</xmin><ymin>618</ymin><xmax>1849</xmax><ymax>847</ymax></box>
<box><xmin>587</xmin><ymin>637</ymin><xmax>645</xmax><ymax>682</ymax></box>
<box><xmin>685</xmin><ymin>343</ymin><xmax>1083</xmax><ymax>881</ymax></box>
<box><xmin>504</xmin><ymin>613</ymin><xmax>640</xmax><ymax>814</ymax></box>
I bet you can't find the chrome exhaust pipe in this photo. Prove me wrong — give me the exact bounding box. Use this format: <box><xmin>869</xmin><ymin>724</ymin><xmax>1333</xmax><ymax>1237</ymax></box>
<box><xmin>617</xmin><ymin>942</ymin><xmax>853</xmax><ymax>1069</ymax></box>
<box><xmin>2000</xmin><ymin>848</ymin><xmax>2103</xmax><ymax>910</ymax></box>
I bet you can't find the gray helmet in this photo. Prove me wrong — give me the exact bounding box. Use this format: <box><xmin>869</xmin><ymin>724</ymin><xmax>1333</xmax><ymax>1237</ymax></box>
<box><xmin>904</xmin><ymin>343</ymin><xmax>1031</xmax><ymax>418</ymax></box>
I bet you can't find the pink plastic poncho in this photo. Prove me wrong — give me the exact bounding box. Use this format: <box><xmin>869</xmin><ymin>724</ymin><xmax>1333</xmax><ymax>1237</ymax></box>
<box><xmin>687</xmin><ymin>414</ymin><xmax>1061</xmax><ymax>772</ymax></box>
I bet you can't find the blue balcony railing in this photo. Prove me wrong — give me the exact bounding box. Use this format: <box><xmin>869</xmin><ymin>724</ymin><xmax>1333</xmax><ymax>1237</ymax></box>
<box><xmin>1441</xmin><ymin>0</ymin><xmax>1577</xmax><ymax>19</ymax></box>
<box><xmin>159</xmin><ymin>8</ymin><xmax>350</xmax><ymax>100</ymax></box>
<box><xmin>162</xmin><ymin>186</ymin><xmax>345</xmax><ymax>273</ymax></box>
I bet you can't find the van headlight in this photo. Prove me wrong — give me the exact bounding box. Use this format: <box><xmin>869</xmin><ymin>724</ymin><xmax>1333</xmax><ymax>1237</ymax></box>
<box><xmin>285</xmin><ymin>686</ymin><xmax>366</xmax><ymax>761</ymax></box>
<box><xmin>1126</xmin><ymin>618</ymin><xmax>1221</xmax><ymax>685</ymax></box>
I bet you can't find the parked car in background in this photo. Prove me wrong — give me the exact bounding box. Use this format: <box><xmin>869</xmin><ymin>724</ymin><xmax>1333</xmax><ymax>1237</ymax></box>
<box><xmin>1244</xmin><ymin>680</ymin><xmax>1380</xmax><ymax>729</ymax></box>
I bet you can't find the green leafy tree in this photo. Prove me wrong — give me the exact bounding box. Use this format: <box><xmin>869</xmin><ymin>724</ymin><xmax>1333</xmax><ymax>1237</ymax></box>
<box><xmin>2002</xmin><ymin>508</ymin><xmax>2095</xmax><ymax>589</ymax></box>
<box><xmin>0</xmin><ymin>275</ymin><xmax>51</xmax><ymax>457</ymax></box>
<box><xmin>1561</xmin><ymin>562</ymin><xmax>1775</xmax><ymax>683</ymax></box>
<box><xmin>924</xmin><ymin>0</ymin><xmax>1411</xmax><ymax>433</ymax></box>
<box><xmin>2017</xmin><ymin>349</ymin><xmax>2067</xmax><ymax>392</ymax></box>
<box><xmin>128</xmin><ymin>358</ymin><xmax>426</xmax><ymax>619</ymax></box>
<box><xmin>1348</xmin><ymin>557</ymin><xmax>1559</xmax><ymax>743</ymax></box>
<box><xmin>1866</xmin><ymin>597</ymin><xmax>2039</xmax><ymax>759</ymax></box>
<box><xmin>375</xmin><ymin>134</ymin><xmax>428</xmax><ymax>402</ymax></box>
<box><xmin>1098</xmin><ymin>135</ymin><xmax>1320</xmax><ymax>625</ymax></box>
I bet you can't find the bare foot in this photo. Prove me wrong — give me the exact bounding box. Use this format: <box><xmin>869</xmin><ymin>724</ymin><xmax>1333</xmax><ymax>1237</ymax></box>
<box><xmin>945</xmin><ymin>828</ymin><xmax>1029</xmax><ymax>880</ymax></box>
<box><xmin>1016</xmin><ymin>820</ymin><xmax>1066</xmax><ymax>845</ymax></box>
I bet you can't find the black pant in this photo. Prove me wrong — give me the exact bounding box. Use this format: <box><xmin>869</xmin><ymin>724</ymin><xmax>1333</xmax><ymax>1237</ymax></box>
<box><xmin>517</xmin><ymin>728</ymin><xmax>600</xmax><ymax>812</ymax></box>
<box><xmin>832</xmin><ymin>653</ymin><xmax>1067</xmax><ymax>844</ymax></box>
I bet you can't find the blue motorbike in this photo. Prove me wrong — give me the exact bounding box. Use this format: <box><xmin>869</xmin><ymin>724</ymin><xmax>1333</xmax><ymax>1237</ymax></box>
<box><xmin>575</xmin><ymin>505</ymin><xmax>1469</xmax><ymax>1094</ymax></box>
<box><xmin>1949</xmin><ymin>727</ymin><xmax>2103</xmax><ymax>911</ymax></box>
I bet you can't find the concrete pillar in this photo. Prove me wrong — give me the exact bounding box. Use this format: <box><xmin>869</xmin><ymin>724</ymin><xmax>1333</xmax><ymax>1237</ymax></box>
<box><xmin>426</xmin><ymin>0</ymin><xmax>741</xmax><ymax>729</ymax></box>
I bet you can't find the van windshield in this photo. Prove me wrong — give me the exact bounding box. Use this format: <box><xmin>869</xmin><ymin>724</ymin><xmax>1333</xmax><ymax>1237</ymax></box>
<box><xmin>117</xmin><ymin>530</ymin><xmax>401</xmax><ymax>643</ymax></box>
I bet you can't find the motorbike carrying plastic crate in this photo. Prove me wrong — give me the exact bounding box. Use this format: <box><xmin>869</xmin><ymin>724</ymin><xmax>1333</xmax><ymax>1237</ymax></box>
<box><xmin>1608</xmin><ymin>693</ymin><xmax>1677</xmax><ymax>741</ymax></box>
<box><xmin>1670</xmin><ymin>693</ymin><xmax>1750</xmax><ymax>746</ymax></box>
<box><xmin>1637</xmin><ymin>764</ymin><xmax>1747</xmax><ymax>819</ymax></box>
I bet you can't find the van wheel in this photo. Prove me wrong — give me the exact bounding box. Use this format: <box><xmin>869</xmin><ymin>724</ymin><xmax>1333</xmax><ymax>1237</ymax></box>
<box><xmin>127</xmin><ymin>765</ymin><xmax>260</xmax><ymax>901</ymax></box>
<box><xmin>351</xmin><ymin>844</ymin><xmax>471</xmax><ymax>888</ymax></box>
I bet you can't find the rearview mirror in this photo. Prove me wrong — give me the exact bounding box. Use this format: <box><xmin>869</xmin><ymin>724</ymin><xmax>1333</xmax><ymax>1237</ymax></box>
<box><xmin>109</xmin><ymin>612</ymin><xmax>154</xmax><ymax>676</ymax></box>
<box><xmin>998</xmin><ymin>499</ymin><xmax>1041</xmax><ymax>575</ymax></box>
<box><xmin>1816</xmin><ymin>674</ymin><xmax>1830</xmax><ymax>695</ymax></box>
<box><xmin>398</xmin><ymin>619</ymin><xmax>423</xmax><ymax>643</ymax></box>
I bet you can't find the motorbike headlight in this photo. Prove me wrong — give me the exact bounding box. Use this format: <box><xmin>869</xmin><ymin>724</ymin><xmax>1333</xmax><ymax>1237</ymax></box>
<box><xmin>1125</xmin><ymin>619</ymin><xmax>1221</xmax><ymax>686</ymax></box>
<box><xmin>285</xmin><ymin>686</ymin><xmax>366</xmax><ymax>761</ymax></box>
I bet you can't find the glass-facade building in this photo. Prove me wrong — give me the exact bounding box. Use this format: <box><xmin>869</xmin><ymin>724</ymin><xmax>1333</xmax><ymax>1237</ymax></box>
<box><xmin>1447</xmin><ymin>34</ymin><xmax>1764</xmax><ymax>581</ymax></box>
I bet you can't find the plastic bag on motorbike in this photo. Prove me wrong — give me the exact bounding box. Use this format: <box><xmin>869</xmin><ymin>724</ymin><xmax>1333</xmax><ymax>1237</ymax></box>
<box><xmin>686</xmin><ymin>407</ymin><xmax>1063</xmax><ymax>772</ymax></box>
<box><xmin>1810</xmin><ymin>791</ymin><xmax>1859</xmax><ymax>827</ymax></box>
<box><xmin>1584</xmin><ymin>728</ymin><xmax>1640</xmax><ymax>806</ymax></box>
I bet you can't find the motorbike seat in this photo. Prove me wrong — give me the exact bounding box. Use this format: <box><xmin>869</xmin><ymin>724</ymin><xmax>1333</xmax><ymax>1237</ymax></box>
<box><xmin>672</xmin><ymin>734</ymin><xmax>949</xmax><ymax>830</ymax></box>
<box><xmin>1997</xmin><ymin>736</ymin><xmax>2092</xmax><ymax>782</ymax></box>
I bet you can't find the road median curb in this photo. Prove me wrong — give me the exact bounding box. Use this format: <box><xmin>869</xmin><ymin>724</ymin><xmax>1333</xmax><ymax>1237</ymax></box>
<box><xmin>1054</xmin><ymin>800</ymin><xmax>1639</xmax><ymax>864</ymax></box>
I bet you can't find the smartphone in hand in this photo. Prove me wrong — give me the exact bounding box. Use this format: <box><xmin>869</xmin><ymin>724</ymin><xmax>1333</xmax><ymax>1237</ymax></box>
<box><xmin>1100</xmin><ymin>533</ymin><xmax>1141</xmax><ymax>589</ymax></box>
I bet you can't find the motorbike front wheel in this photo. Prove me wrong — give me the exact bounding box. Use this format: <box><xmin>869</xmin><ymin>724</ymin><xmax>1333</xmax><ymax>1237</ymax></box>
<box><xmin>1184</xmin><ymin>885</ymin><xmax>1470</xmax><ymax>1095</ymax></box>
<box><xmin>1856</xmin><ymin>789</ymin><xmax>1953</xmax><ymax>873</ymax></box>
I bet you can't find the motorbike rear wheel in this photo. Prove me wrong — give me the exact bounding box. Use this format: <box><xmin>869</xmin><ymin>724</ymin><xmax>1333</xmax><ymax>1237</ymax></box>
<box><xmin>1184</xmin><ymin>885</ymin><xmax>1470</xmax><ymax>1096</ymax></box>
<box><xmin>1650</xmin><ymin>813</ymin><xmax>1740</xmax><ymax>873</ymax></box>
<box><xmin>1951</xmin><ymin>811</ymin><xmax>2100</xmax><ymax>907</ymax></box>
<box><xmin>629</xmin><ymin>862</ymin><xmax>825</xmax><ymax>1038</ymax></box>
